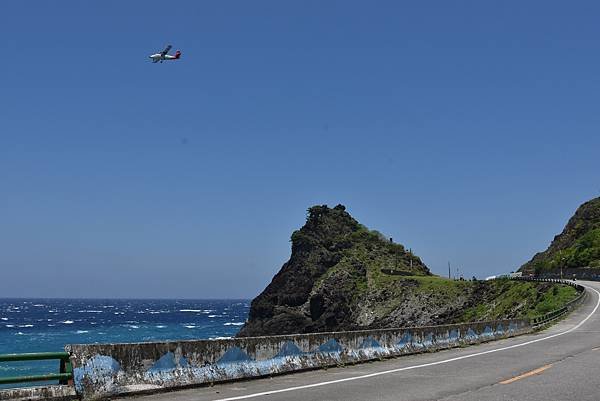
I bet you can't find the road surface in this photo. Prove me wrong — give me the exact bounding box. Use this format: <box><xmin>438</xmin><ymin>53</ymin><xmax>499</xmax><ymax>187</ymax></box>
<box><xmin>120</xmin><ymin>280</ymin><xmax>600</xmax><ymax>401</ymax></box>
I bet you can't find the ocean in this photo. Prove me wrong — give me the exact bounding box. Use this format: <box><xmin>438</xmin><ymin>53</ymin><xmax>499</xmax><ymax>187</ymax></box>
<box><xmin>0</xmin><ymin>298</ymin><xmax>250</xmax><ymax>385</ymax></box>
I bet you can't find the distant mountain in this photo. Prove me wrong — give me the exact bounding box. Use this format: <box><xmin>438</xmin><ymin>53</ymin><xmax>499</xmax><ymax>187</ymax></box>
<box><xmin>520</xmin><ymin>197</ymin><xmax>600</xmax><ymax>275</ymax></box>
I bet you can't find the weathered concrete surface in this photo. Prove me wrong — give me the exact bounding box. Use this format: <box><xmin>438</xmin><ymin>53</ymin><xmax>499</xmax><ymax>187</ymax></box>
<box><xmin>67</xmin><ymin>319</ymin><xmax>530</xmax><ymax>400</ymax></box>
<box><xmin>0</xmin><ymin>385</ymin><xmax>77</xmax><ymax>401</ymax></box>
<box><xmin>111</xmin><ymin>280</ymin><xmax>600</xmax><ymax>401</ymax></box>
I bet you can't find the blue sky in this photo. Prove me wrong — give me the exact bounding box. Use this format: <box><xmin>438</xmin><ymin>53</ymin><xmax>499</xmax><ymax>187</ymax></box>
<box><xmin>2</xmin><ymin>1</ymin><xmax>599</xmax><ymax>298</ymax></box>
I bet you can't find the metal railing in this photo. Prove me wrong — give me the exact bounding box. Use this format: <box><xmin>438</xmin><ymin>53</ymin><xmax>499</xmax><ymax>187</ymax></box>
<box><xmin>0</xmin><ymin>352</ymin><xmax>73</xmax><ymax>385</ymax></box>
<box><xmin>509</xmin><ymin>277</ymin><xmax>587</xmax><ymax>327</ymax></box>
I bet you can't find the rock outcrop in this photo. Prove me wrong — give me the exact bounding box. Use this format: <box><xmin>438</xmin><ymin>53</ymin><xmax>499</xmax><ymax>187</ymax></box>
<box><xmin>520</xmin><ymin>197</ymin><xmax>600</xmax><ymax>275</ymax></box>
<box><xmin>237</xmin><ymin>204</ymin><xmax>429</xmax><ymax>336</ymax></box>
<box><xmin>238</xmin><ymin>204</ymin><xmax>578</xmax><ymax>337</ymax></box>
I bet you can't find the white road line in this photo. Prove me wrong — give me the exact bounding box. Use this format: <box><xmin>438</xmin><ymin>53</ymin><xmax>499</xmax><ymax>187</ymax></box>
<box><xmin>214</xmin><ymin>284</ymin><xmax>600</xmax><ymax>401</ymax></box>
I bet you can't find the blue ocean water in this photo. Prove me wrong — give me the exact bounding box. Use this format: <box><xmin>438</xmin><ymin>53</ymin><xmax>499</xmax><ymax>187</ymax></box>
<box><xmin>0</xmin><ymin>298</ymin><xmax>249</xmax><ymax>384</ymax></box>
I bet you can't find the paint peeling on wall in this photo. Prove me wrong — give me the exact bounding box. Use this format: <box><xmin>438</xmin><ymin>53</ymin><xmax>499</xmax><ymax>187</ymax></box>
<box><xmin>66</xmin><ymin>319</ymin><xmax>530</xmax><ymax>400</ymax></box>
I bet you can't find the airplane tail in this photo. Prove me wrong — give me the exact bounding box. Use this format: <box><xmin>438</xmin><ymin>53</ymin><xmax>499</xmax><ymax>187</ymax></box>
<box><xmin>175</xmin><ymin>50</ymin><xmax>181</xmax><ymax>59</ymax></box>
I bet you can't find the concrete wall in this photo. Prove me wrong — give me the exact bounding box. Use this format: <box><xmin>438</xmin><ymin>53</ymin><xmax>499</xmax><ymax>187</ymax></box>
<box><xmin>0</xmin><ymin>385</ymin><xmax>76</xmax><ymax>401</ymax></box>
<box><xmin>67</xmin><ymin>319</ymin><xmax>530</xmax><ymax>400</ymax></box>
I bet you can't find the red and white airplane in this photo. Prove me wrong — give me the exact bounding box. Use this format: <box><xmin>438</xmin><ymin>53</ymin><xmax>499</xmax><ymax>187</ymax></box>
<box><xmin>149</xmin><ymin>45</ymin><xmax>181</xmax><ymax>63</ymax></box>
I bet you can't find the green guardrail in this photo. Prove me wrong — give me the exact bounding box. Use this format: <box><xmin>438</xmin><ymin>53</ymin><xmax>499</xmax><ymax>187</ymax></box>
<box><xmin>0</xmin><ymin>352</ymin><xmax>73</xmax><ymax>386</ymax></box>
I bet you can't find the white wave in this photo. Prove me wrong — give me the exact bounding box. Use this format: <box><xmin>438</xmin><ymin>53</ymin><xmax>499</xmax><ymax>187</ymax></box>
<box><xmin>5</xmin><ymin>324</ymin><xmax>14</xmax><ymax>328</ymax></box>
<box><xmin>61</xmin><ymin>320</ymin><xmax>74</xmax><ymax>324</ymax></box>
<box><xmin>76</xmin><ymin>330</ymin><xmax>89</xmax><ymax>334</ymax></box>
<box><xmin>18</xmin><ymin>324</ymin><xmax>34</xmax><ymax>328</ymax></box>
<box><xmin>209</xmin><ymin>336</ymin><xmax>232</xmax><ymax>340</ymax></box>
<box><xmin>155</xmin><ymin>325</ymin><xmax>167</xmax><ymax>328</ymax></box>
<box><xmin>223</xmin><ymin>322</ymin><xmax>245</xmax><ymax>326</ymax></box>
<box><xmin>16</xmin><ymin>332</ymin><xmax>25</xmax><ymax>335</ymax></box>
<box><xmin>78</xmin><ymin>310</ymin><xmax>103</xmax><ymax>313</ymax></box>
<box><xmin>180</xmin><ymin>309</ymin><xmax>203</xmax><ymax>312</ymax></box>
<box><xmin>47</xmin><ymin>324</ymin><xmax>55</xmax><ymax>327</ymax></box>
<box><xmin>90</xmin><ymin>322</ymin><xmax>97</xmax><ymax>325</ymax></box>
<box><xmin>184</xmin><ymin>325</ymin><xmax>196</xmax><ymax>329</ymax></box>
<box><xmin>113</xmin><ymin>312</ymin><xmax>125</xmax><ymax>315</ymax></box>
<box><xmin>208</xmin><ymin>315</ymin><xmax>219</xmax><ymax>318</ymax></box>
<box><xmin>1</xmin><ymin>317</ymin><xmax>7</xmax><ymax>321</ymax></box>
<box><xmin>202</xmin><ymin>309</ymin><xmax>214</xmax><ymax>313</ymax></box>
<box><xmin>125</xmin><ymin>325</ymin><xmax>139</xmax><ymax>329</ymax></box>
<box><xmin>33</xmin><ymin>304</ymin><xmax>45</xmax><ymax>307</ymax></box>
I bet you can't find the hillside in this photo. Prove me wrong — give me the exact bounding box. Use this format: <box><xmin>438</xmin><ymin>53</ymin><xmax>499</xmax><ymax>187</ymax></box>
<box><xmin>520</xmin><ymin>197</ymin><xmax>600</xmax><ymax>275</ymax></box>
<box><xmin>237</xmin><ymin>205</ymin><xmax>577</xmax><ymax>337</ymax></box>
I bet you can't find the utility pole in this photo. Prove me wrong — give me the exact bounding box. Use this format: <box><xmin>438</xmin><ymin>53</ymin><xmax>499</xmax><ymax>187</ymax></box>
<box><xmin>448</xmin><ymin>261</ymin><xmax>451</xmax><ymax>279</ymax></box>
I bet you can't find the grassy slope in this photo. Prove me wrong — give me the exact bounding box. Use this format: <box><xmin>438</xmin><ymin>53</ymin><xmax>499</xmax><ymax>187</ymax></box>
<box><xmin>456</xmin><ymin>278</ymin><xmax>578</xmax><ymax>321</ymax></box>
<box><xmin>370</xmin><ymin>274</ymin><xmax>578</xmax><ymax>322</ymax></box>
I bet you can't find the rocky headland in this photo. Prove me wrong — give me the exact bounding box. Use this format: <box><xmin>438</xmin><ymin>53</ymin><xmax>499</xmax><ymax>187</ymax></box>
<box><xmin>238</xmin><ymin>205</ymin><xmax>577</xmax><ymax>337</ymax></box>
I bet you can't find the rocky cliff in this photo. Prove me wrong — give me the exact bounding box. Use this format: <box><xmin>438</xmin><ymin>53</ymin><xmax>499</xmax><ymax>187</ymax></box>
<box><xmin>520</xmin><ymin>197</ymin><xmax>600</xmax><ymax>275</ymax></box>
<box><xmin>238</xmin><ymin>205</ymin><xmax>577</xmax><ymax>337</ymax></box>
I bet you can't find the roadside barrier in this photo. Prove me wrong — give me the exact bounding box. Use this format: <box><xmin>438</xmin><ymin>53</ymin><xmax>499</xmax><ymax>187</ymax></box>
<box><xmin>0</xmin><ymin>279</ymin><xmax>587</xmax><ymax>401</ymax></box>
<box><xmin>511</xmin><ymin>278</ymin><xmax>586</xmax><ymax>327</ymax></box>
<box><xmin>0</xmin><ymin>352</ymin><xmax>72</xmax><ymax>385</ymax></box>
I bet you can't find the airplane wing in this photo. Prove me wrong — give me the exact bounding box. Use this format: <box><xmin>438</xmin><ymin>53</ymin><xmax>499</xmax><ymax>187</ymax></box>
<box><xmin>160</xmin><ymin>45</ymin><xmax>172</xmax><ymax>56</ymax></box>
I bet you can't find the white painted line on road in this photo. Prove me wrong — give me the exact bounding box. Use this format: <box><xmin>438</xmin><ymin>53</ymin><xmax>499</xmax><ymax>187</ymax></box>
<box><xmin>214</xmin><ymin>284</ymin><xmax>600</xmax><ymax>401</ymax></box>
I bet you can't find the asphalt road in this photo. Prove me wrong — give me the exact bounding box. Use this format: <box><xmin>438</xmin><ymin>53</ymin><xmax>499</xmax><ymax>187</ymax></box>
<box><xmin>119</xmin><ymin>280</ymin><xmax>600</xmax><ymax>401</ymax></box>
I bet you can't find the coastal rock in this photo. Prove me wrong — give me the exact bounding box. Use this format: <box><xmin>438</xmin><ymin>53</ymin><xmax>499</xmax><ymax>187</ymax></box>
<box><xmin>520</xmin><ymin>197</ymin><xmax>600</xmax><ymax>275</ymax></box>
<box><xmin>237</xmin><ymin>204</ymin><xmax>429</xmax><ymax>337</ymax></box>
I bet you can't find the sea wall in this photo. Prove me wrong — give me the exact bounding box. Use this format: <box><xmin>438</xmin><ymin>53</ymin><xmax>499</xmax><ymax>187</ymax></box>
<box><xmin>67</xmin><ymin>319</ymin><xmax>530</xmax><ymax>400</ymax></box>
<box><xmin>0</xmin><ymin>385</ymin><xmax>76</xmax><ymax>401</ymax></box>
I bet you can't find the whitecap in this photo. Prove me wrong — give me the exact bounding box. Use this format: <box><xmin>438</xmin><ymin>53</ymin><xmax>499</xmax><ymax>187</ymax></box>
<box><xmin>208</xmin><ymin>315</ymin><xmax>218</xmax><ymax>318</ymax></box>
<box><xmin>155</xmin><ymin>325</ymin><xmax>167</xmax><ymax>328</ymax></box>
<box><xmin>18</xmin><ymin>324</ymin><xmax>34</xmax><ymax>328</ymax></box>
<box><xmin>180</xmin><ymin>309</ymin><xmax>203</xmax><ymax>312</ymax></box>
<box><xmin>47</xmin><ymin>324</ymin><xmax>56</xmax><ymax>327</ymax></box>
<box><xmin>223</xmin><ymin>322</ymin><xmax>245</xmax><ymax>326</ymax></box>
<box><xmin>33</xmin><ymin>304</ymin><xmax>45</xmax><ymax>307</ymax></box>
<box><xmin>209</xmin><ymin>336</ymin><xmax>232</xmax><ymax>340</ymax></box>
<box><xmin>61</xmin><ymin>320</ymin><xmax>74</xmax><ymax>324</ymax></box>
<box><xmin>76</xmin><ymin>330</ymin><xmax>89</xmax><ymax>334</ymax></box>
<box><xmin>78</xmin><ymin>310</ymin><xmax>103</xmax><ymax>313</ymax></box>
<box><xmin>1</xmin><ymin>317</ymin><xmax>8</xmax><ymax>321</ymax></box>
<box><xmin>184</xmin><ymin>325</ymin><xmax>196</xmax><ymax>329</ymax></box>
<box><xmin>126</xmin><ymin>325</ymin><xmax>139</xmax><ymax>329</ymax></box>
<box><xmin>5</xmin><ymin>324</ymin><xmax>14</xmax><ymax>328</ymax></box>
<box><xmin>16</xmin><ymin>332</ymin><xmax>25</xmax><ymax>335</ymax></box>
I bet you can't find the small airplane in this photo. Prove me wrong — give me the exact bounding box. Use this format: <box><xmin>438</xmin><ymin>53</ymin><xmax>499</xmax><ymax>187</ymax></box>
<box><xmin>149</xmin><ymin>45</ymin><xmax>181</xmax><ymax>63</ymax></box>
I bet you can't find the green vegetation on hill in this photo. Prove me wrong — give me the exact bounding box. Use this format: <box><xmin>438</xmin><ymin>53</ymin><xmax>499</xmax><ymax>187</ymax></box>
<box><xmin>457</xmin><ymin>278</ymin><xmax>578</xmax><ymax>322</ymax></box>
<box><xmin>521</xmin><ymin>197</ymin><xmax>600</xmax><ymax>275</ymax></box>
<box><xmin>238</xmin><ymin>204</ymin><xmax>580</xmax><ymax>337</ymax></box>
